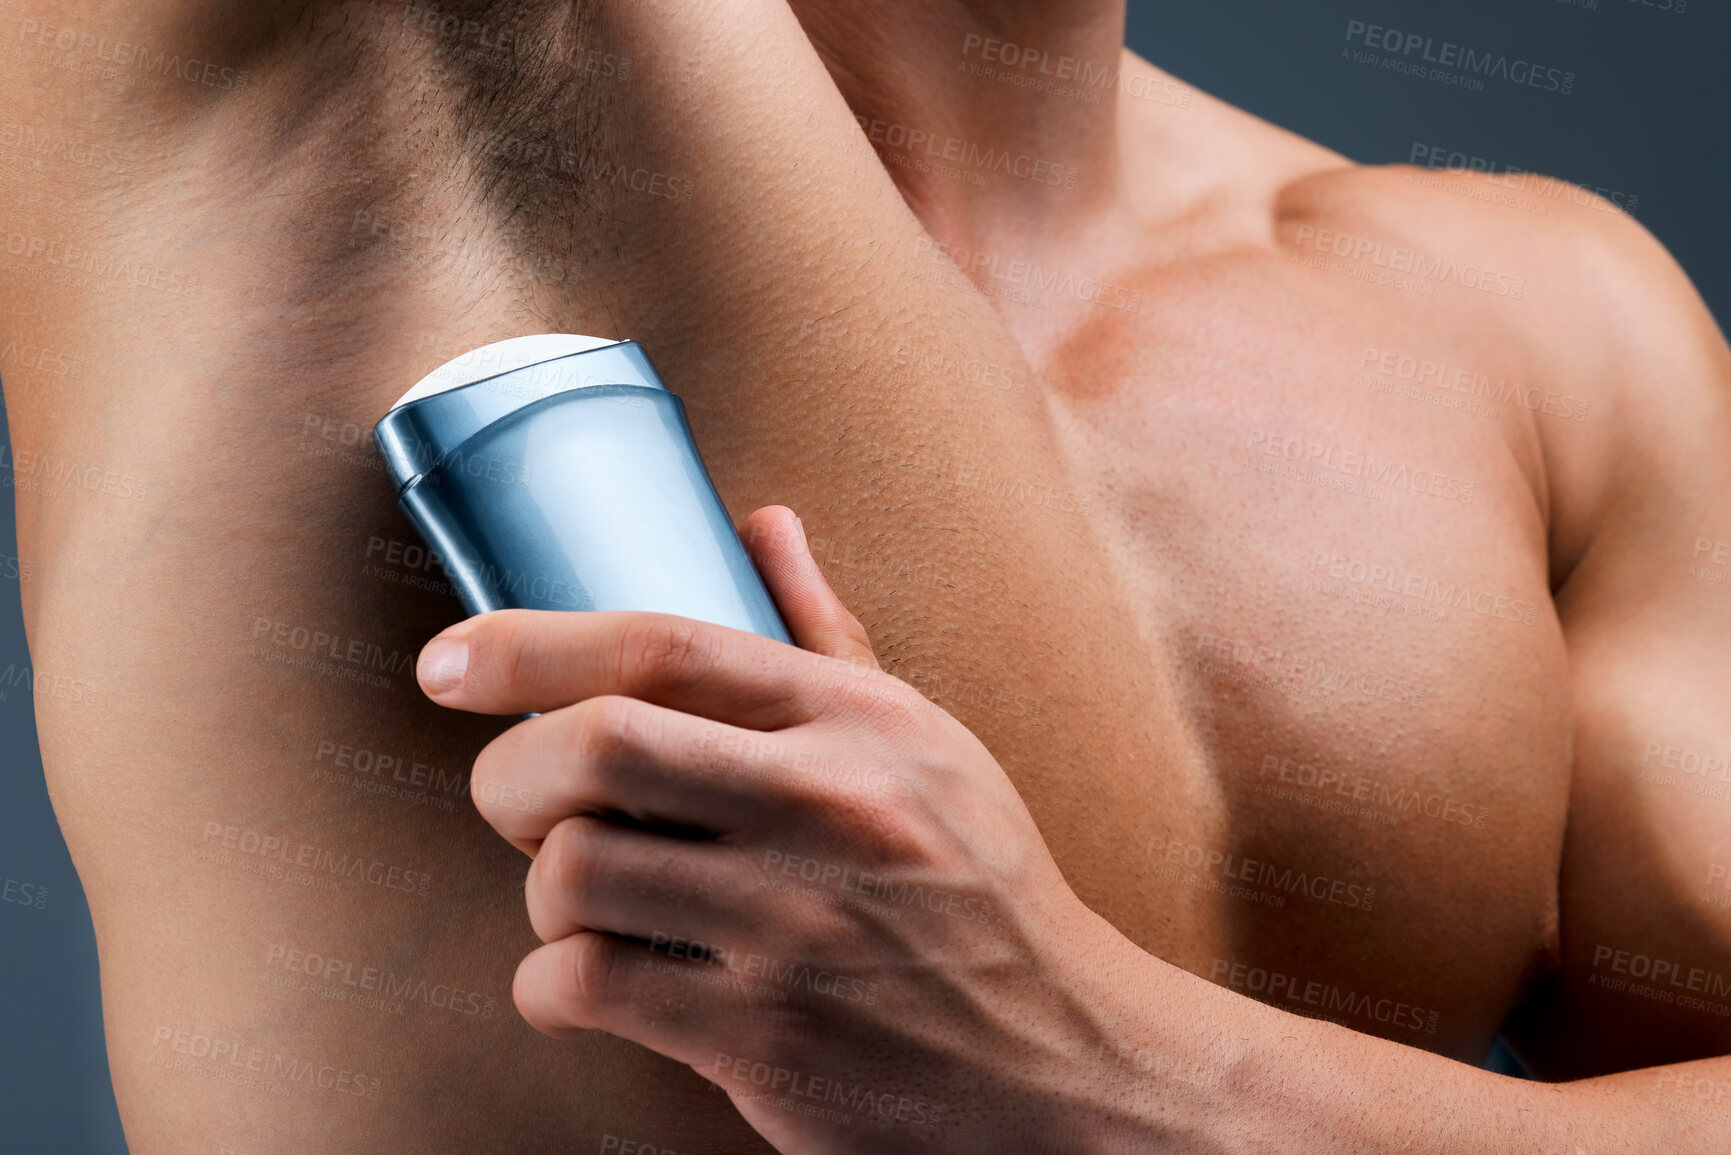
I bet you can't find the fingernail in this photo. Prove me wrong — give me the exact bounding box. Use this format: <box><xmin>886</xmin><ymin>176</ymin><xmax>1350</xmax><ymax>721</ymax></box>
<box><xmin>418</xmin><ymin>637</ymin><xmax>469</xmax><ymax>695</ymax></box>
<box><xmin>792</xmin><ymin>516</ymin><xmax>809</xmax><ymax>552</ymax></box>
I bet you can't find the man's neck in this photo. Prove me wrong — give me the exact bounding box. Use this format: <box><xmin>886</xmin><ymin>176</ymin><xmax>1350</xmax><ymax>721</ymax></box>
<box><xmin>789</xmin><ymin>0</ymin><xmax>1129</xmax><ymax>244</ymax></box>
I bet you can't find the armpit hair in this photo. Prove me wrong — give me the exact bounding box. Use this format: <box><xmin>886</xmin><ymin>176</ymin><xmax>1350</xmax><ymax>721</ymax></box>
<box><xmin>195</xmin><ymin>1</ymin><xmax>627</xmax><ymax>348</ymax></box>
<box><xmin>418</xmin><ymin>0</ymin><xmax>615</xmax><ymax>234</ymax></box>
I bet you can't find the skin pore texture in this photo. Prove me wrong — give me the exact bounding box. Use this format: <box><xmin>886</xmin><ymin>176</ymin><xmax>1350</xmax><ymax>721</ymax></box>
<box><xmin>1</xmin><ymin>0</ymin><xmax>1729</xmax><ymax>1151</ymax></box>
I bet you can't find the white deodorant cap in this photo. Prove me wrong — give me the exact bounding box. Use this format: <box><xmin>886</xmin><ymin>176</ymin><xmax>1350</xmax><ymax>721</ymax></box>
<box><xmin>392</xmin><ymin>334</ymin><xmax>622</xmax><ymax>410</ymax></box>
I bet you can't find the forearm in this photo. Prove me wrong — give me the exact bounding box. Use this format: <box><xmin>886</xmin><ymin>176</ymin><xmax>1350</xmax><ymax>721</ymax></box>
<box><xmin>1087</xmin><ymin>939</ymin><xmax>1728</xmax><ymax>1154</ymax></box>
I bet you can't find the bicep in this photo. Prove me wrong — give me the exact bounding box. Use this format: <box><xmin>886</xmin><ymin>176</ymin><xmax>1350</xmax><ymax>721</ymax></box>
<box><xmin>1506</xmin><ymin>288</ymin><xmax>1731</xmax><ymax>1076</ymax></box>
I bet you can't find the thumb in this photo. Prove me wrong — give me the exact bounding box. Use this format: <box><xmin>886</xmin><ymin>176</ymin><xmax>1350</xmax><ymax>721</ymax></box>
<box><xmin>741</xmin><ymin>506</ymin><xmax>879</xmax><ymax>669</ymax></box>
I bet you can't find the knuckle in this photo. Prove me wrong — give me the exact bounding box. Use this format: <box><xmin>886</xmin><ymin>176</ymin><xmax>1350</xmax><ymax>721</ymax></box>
<box><xmin>560</xmin><ymin>934</ymin><xmax>620</xmax><ymax>1011</ymax></box>
<box><xmin>772</xmin><ymin>766</ymin><xmax>838</xmax><ymax>815</ymax></box>
<box><xmin>876</xmin><ymin>805</ymin><xmax>940</xmax><ymax>867</ymax></box>
<box><xmin>472</xmin><ymin>610</ymin><xmax>535</xmax><ymax>697</ymax></box>
<box><xmin>845</xmin><ymin>789</ymin><xmax>923</xmax><ymax>856</ymax></box>
<box><xmin>565</xmin><ymin>695</ymin><xmax>640</xmax><ymax>781</ymax></box>
<box><xmin>619</xmin><ymin>616</ymin><xmax>721</xmax><ymax>691</ymax></box>
<box><xmin>468</xmin><ymin>746</ymin><xmax>502</xmax><ymax>819</ymax></box>
<box><xmin>788</xmin><ymin>766</ymin><xmax>917</xmax><ymax>855</ymax></box>
<box><xmin>839</xmin><ymin>666</ymin><xmax>929</xmax><ymax>733</ymax></box>
<box><xmin>838</xmin><ymin>765</ymin><xmax>940</xmax><ymax>859</ymax></box>
<box><xmin>541</xmin><ymin>818</ymin><xmax>602</xmax><ymax>898</ymax></box>
<box><xmin>469</xmin><ymin>728</ymin><xmax>528</xmax><ymax>822</ymax></box>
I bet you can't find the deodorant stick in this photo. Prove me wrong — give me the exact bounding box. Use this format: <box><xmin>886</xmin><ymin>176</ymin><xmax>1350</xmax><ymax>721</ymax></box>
<box><xmin>373</xmin><ymin>334</ymin><xmax>792</xmax><ymax>642</ymax></box>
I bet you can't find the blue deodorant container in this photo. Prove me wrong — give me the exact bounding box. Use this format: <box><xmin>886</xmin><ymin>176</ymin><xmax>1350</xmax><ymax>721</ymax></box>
<box><xmin>373</xmin><ymin>334</ymin><xmax>792</xmax><ymax>643</ymax></box>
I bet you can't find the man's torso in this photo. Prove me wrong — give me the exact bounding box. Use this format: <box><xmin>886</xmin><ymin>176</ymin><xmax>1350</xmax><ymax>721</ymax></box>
<box><xmin>0</xmin><ymin>3</ymin><xmax>1704</xmax><ymax>1150</ymax></box>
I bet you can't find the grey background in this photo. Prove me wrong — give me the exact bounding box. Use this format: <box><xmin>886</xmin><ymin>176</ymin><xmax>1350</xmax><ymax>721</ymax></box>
<box><xmin>1</xmin><ymin>0</ymin><xmax>1724</xmax><ymax>1149</ymax></box>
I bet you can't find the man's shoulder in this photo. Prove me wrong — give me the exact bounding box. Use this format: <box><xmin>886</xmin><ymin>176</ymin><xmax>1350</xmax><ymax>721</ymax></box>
<box><xmin>1274</xmin><ymin>160</ymin><xmax>1727</xmax><ymax>441</ymax></box>
<box><xmin>1267</xmin><ymin>157</ymin><xmax>1731</xmax><ymax>554</ymax></box>
<box><xmin>1278</xmin><ymin>161</ymin><xmax>1717</xmax><ymax>371</ymax></box>
<box><xmin>1127</xmin><ymin>71</ymin><xmax>1701</xmax><ymax>381</ymax></box>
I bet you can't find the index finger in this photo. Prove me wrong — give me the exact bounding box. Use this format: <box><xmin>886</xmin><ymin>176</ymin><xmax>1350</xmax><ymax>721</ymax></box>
<box><xmin>416</xmin><ymin>609</ymin><xmax>873</xmax><ymax>727</ymax></box>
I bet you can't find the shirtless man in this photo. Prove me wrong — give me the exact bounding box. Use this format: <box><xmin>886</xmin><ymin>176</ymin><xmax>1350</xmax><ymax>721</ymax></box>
<box><xmin>2</xmin><ymin>0</ymin><xmax>1727</xmax><ymax>1150</ymax></box>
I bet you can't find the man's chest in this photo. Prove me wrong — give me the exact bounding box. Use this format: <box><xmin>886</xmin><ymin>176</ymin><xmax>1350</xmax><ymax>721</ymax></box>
<box><xmin>963</xmin><ymin>271</ymin><xmax>1581</xmax><ymax>1058</ymax></box>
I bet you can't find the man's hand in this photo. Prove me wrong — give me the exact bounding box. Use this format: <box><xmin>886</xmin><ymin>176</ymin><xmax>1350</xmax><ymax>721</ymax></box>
<box><xmin>415</xmin><ymin>506</ymin><xmax>1143</xmax><ymax>1153</ymax></box>
<box><xmin>410</xmin><ymin>503</ymin><xmax>1731</xmax><ymax>1155</ymax></box>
